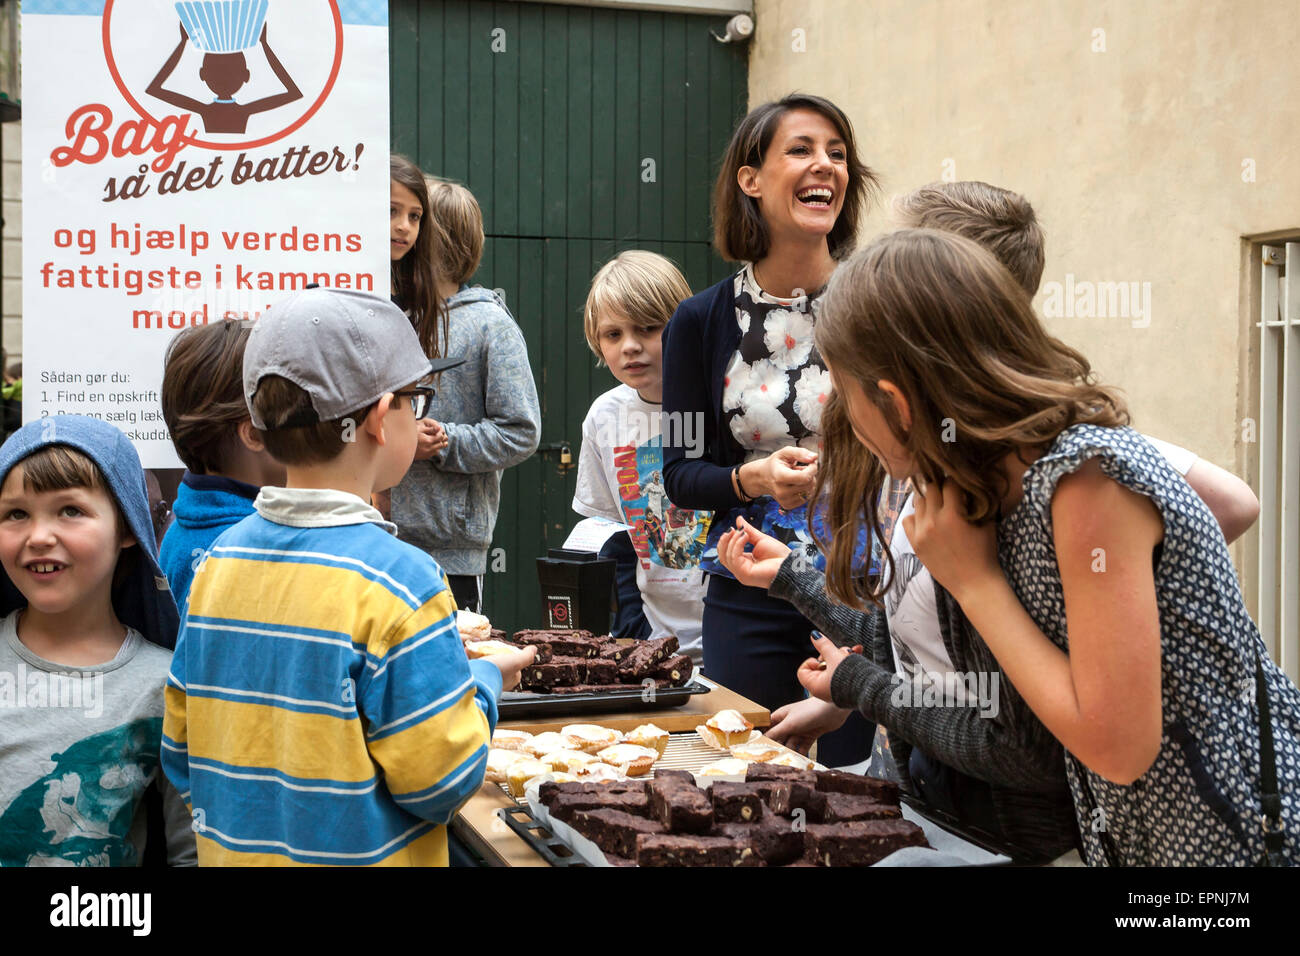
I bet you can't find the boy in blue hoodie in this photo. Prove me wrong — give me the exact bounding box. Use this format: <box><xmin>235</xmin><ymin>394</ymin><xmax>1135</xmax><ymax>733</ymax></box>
<box><xmin>158</xmin><ymin>319</ymin><xmax>286</xmax><ymax>607</ymax></box>
<box><xmin>0</xmin><ymin>416</ymin><xmax>195</xmax><ymax>866</ymax></box>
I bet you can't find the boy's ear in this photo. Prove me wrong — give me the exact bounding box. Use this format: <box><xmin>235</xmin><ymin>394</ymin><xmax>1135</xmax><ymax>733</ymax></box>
<box><xmin>236</xmin><ymin>418</ymin><xmax>267</xmax><ymax>453</ymax></box>
<box><xmin>361</xmin><ymin>393</ymin><xmax>394</xmax><ymax>446</ymax></box>
<box><xmin>737</xmin><ymin>165</ymin><xmax>761</xmax><ymax>199</ymax></box>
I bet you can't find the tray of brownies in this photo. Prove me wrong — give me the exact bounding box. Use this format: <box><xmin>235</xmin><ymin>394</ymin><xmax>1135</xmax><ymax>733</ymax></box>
<box><xmin>485</xmin><ymin>711</ymin><xmax>1012</xmax><ymax>867</ymax></box>
<box><xmin>458</xmin><ymin>613</ymin><xmax>707</xmax><ymax>718</ymax></box>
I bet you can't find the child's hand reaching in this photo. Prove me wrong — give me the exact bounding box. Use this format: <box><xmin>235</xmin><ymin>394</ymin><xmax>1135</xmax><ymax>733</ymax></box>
<box><xmin>767</xmin><ymin>696</ymin><xmax>851</xmax><ymax>754</ymax></box>
<box><xmin>483</xmin><ymin>644</ymin><xmax>537</xmax><ymax>691</ymax></box>
<box><xmin>904</xmin><ymin>477</ymin><xmax>1001</xmax><ymax>603</ymax></box>
<box><xmin>797</xmin><ymin>634</ymin><xmax>852</xmax><ymax>703</ymax></box>
<box><xmin>717</xmin><ymin>516</ymin><xmax>793</xmax><ymax>590</ymax></box>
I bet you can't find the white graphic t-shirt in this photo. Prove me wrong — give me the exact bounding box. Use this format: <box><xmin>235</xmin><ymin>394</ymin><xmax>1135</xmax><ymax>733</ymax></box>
<box><xmin>573</xmin><ymin>385</ymin><xmax>711</xmax><ymax>662</ymax></box>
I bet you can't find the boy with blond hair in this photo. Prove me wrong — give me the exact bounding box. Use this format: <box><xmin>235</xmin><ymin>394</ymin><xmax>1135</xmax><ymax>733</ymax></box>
<box><xmin>161</xmin><ymin>288</ymin><xmax>533</xmax><ymax>866</ymax></box>
<box><xmin>573</xmin><ymin>251</ymin><xmax>709</xmax><ymax>662</ymax></box>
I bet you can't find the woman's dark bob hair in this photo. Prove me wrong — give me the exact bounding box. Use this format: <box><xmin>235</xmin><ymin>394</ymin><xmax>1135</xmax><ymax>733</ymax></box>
<box><xmin>712</xmin><ymin>93</ymin><xmax>878</xmax><ymax>263</ymax></box>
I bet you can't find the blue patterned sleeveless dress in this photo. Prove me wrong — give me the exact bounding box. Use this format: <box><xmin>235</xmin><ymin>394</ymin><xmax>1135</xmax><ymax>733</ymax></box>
<box><xmin>999</xmin><ymin>424</ymin><xmax>1300</xmax><ymax>865</ymax></box>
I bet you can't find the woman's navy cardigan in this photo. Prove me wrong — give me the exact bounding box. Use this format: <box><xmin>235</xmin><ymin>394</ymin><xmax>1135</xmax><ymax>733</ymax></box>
<box><xmin>661</xmin><ymin>273</ymin><xmax>749</xmax><ymax>513</ymax></box>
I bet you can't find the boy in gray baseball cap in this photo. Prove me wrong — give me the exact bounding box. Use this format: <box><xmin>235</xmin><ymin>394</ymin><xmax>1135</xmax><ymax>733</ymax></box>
<box><xmin>161</xmin><ymin>287</ymin><xmax>534</xmax><ymax>866</ymax></box>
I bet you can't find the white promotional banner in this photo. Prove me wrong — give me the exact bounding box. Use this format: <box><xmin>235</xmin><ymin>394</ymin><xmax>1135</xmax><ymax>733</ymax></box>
<box><xmin>21</xmin><ymin>0</ymin><xmax>390</xmax><ymax>467</ymax></box>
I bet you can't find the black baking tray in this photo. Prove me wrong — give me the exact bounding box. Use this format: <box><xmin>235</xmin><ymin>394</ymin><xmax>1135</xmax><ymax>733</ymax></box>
<box><xmin>498</xmin><ymin>679</ymin><xmax>710</xmax><ymax>719</ymax></box>
<box><xmin>898</xmin><ymin>793</ymin><xmax>1024</xmax><ymax>865</ymax></box>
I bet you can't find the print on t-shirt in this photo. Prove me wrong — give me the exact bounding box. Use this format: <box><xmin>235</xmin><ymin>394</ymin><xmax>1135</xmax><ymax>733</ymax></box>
<box><xmin>614</xmin><ymin>437</ymin><xmax>711</xmax><ymax>571</ymax></box>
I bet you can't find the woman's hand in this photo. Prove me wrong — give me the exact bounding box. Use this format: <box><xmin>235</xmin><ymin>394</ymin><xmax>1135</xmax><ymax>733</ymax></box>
<box><xmin>797</xmin><ymin>634</ymin><xmax>851</xmax><ymax>702</ymax></box>
<box><xmin>767</xmin><ymin>697</ymin><xmax>851</xmax><ymax>755</ymax></box>
<box><xmin>413</xmin><ymin>419</ymin><xmax>449</xmax><ymax>461</ymax></box>
<box><xmin>750</xmin><ymin>446</ymin><xmax>818</xmax><ymax>510</ymax></box>
<box><xmin>717</xmin><ymin>516</ymin><xmax>792</xmax><ymax>590</ymax></box>
<box><xmin>904</xmin><ymin>477</ymin><xmax>1001</xmax><ymax>604</ymax></box>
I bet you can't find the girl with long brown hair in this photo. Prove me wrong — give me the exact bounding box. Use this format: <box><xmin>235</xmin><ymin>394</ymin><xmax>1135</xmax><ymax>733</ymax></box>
<box><xmin>389</xmin><ymin>155</ymin><xmax>448</xmax><ymax>361</ymax></box>
<box><xmin>797</xmin><ymin>227</ymin><xmax>1300</xmax><ymax>865</ymax></box>
<box><xmin>661</xmin><ymin>94</ymin><xmax>879</xmax><ymax>765</ymax></box>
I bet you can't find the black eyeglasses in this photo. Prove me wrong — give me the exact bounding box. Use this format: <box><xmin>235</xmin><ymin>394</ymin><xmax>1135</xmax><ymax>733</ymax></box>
<box><xmin>394</xmin><ymin>385</ymin><xmax>436</xmax><ymax>420</ymax></box>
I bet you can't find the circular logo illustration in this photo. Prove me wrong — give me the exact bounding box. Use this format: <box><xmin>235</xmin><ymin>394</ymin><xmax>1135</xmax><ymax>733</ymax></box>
<box><xmin>103</xmin><ymin>0</ymin><xmax>343</xmax><ymax>152</ymax></box>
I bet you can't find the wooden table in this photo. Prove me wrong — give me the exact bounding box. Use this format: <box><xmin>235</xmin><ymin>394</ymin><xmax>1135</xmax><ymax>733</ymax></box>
<box><xmin>449</xmin><ymin>678</ymin><xmax>771</xmax><ymax>867</ymax></box>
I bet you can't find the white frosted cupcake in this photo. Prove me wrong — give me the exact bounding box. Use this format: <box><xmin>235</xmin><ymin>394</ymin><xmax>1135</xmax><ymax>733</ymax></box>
<box><xmin>490</xmin><ymin>728</ymin><xmax>534</xmax><ymax>752</ymax></box>
<box><xmin>561</xmin><ymin>723</ymin><xmax>624</xmax><ymax>754</ymax></box>
<box><xmin>506</xmin><ymin>758</ymin><xmax>552</xmax><ymax>797</ymax></box>
<box><xmin>523</xmin><ymin>732</ymin><xmax>575</xmax><ymax>757</ymax></box>
<box><xmin>623</xmin><ymin>723</ymin><xmax>670</xmax><ymax>757</ymax></box>
<box><xmin>485</xmin><ymin>748</ymin><xmax>528</xmax><ymax>784</ymax></box>
<box><xmin>541</xmin><ymin>749</ymin><xmax>601</xmax><ymax>774</ymax></box>
<box><xmin>696</xmin><ymin>709</ymin><xmax>757</xmax><ymax>750</ymax></box>
<box><xmin>596</xmin><ymin>743</ymin><xmax>660</xmax><ymax>777</ymax></box>
<box><xmin>729</xmin><ymin>739</ymin><xmax>784</xmax><ymax>763</ymax></box>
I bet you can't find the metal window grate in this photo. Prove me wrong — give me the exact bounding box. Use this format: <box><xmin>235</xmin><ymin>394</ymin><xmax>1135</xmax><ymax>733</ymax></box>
<box><xmin>1257</xmin><ymin>242</ymin><xmax>1300</xmax><ymax>682</ymax></box>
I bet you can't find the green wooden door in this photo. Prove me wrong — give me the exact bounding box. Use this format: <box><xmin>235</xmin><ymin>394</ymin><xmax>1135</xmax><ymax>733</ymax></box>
<box><xmin>390</xmin><ymin>0</ymin><xmax>748</xmax><ymax>633</ymax></box>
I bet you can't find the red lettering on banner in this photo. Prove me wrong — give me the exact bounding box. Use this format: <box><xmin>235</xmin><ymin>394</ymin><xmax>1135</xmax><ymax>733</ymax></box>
<box><xmin>50</xmin><ymin>104</ymin><xmax>192</xmax><ymax>173</ymax></box>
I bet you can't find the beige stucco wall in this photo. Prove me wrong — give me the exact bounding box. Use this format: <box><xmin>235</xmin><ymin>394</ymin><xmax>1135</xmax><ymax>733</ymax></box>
<box><xmin>749</xmin><ymin>0</ymin><xmax>1299</xmax><ymax>597</ymax></box>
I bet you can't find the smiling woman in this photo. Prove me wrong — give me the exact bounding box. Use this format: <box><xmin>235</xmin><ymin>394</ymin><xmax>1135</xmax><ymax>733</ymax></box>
<box><xmin>660</xmin><ymin>94</ymin><xmax>882</xmax><ymax>766</ymax></box>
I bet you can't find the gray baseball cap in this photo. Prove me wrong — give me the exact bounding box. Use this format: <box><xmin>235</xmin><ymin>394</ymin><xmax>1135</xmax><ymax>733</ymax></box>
<box><xmin>242</xmin><ymin>287</ymin><xmax>462</xmax><ymax>430</ymax></box>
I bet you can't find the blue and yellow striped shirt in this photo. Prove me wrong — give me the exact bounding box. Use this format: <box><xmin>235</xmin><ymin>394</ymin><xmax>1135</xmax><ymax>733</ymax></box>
<box><xmin>161</xmin><ymin>493</ymin><xmax>500</xmax><ymax>866</ymax></box>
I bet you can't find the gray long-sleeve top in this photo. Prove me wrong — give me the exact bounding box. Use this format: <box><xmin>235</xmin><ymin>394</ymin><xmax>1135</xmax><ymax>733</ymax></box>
<box><xmin>393</xmin><ymin>286</ymin><xmax>541</xmax><ymax>575</ymax></box>
<box><xmin>768</xmin><ymin>553</ymin><xmax>1080</xmax><ymax>861</ymax></box>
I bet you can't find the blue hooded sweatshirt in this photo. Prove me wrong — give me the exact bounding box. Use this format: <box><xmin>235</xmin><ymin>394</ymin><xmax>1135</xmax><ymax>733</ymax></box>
<box><xmin>0</xmin><ymin>416</ymin><xmax>180</xmax><ymax>650</ymax></box>
<box><xmin>158</xmin><ymin>472</ymin><xmax>260</xmax><ymax>610</ymax></box>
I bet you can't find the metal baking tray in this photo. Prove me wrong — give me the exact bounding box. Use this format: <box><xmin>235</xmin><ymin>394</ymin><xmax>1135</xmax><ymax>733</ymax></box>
<box><xmin>498</xmin><ymin>679</ymin><xmax>710</xmax><ymax>719</ymax></box>
<box><xmin>898</xmin><ymin>793</ymin><xmax>1024</xmax><ymax>864</ymax></box>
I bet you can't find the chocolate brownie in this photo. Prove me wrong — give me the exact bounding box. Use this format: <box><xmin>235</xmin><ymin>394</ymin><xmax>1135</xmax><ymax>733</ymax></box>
<box><xmin>512</xmin><ymin>641</ymin><xmax>552</xmax><ymax>664</ymax></box>
<box><xmin>570</xmin><ymin>808</ymin><xmax>666</xmax><ymax>858</ymax></box>
<box><xmin>537</xmin><ymin>780</ymin><xmax>646</xmax><ymax>806</ymax></box>
<box><xmin>518</xmin><ymin>661</ymin><xmax>581</xmax><ymax>689</ymax></box>
<box><xmin>651</xmin><ymin>653</ymin><xmax>694</xmax><ymax>687</ymax></box>
<box><xmin>815</xmin><ymin>769</ymin><xmax>900</xmax><ymax>804</ymax></box>
<box><xmin>635</xmin><ymin>833</ymin><xmax>764</xmax><ymax>867</ymax></box>
<box><xmin>616</xmin><ymin>636</ymin><xmax>680</xmax><ymax>680</ymax></box>
<box><xmin>745</xmin><ymin>763</ymin><xmax>819</xmax><ymax>788</ymax></box>
<box><xmin>716</xmin><ymin>819</ymin><xmax>804</xmax><ymax>866</ymax></box>
<box><xmin>648</xmin><ymin>776</ymin><xmax>714</xmax><ymax>834</ymax></box>
<box><xmin>546</xmin><ymin>790</ymin><xmax>650</xmax><ymax>823</ymax></box>
<box><xmin>581</xmin><ymin>657</ymin><xmax>619</xmax><ymax>684</ymax></box>
<box><xmin>823</xmin><ymin>793</ymin><xmax>902</xmax><ymax>822</ymax></box>
<box><xmin>489</xmin><ymin>628</ymin><xmax>508</xmax><ymax>642</ymax></box>
<box><xmin>710</xmin><ymin>781</ymin><xmax>766</xmax><ymax>823</ymax></box>
<box><xmin>598</xmin><ymin>641</ymin><xmax>635</xmax><ymax>662</ymax></box>
<box><xmin>512</xmin><ymin>629</ymin><xmax>603</xmax><ymax>658</ymax></box>
<box><xmin>650</xmin><ymin>770</ymin><xmax>696</xmax><ymax>788</ymax></box>
<box><xmin>805</xmin><ymin>819</ymin><xmax>928</xmax><ymax>866</ymax></box>
<box><xmin>759</xmin><ymin>781</ymin><xmax>828</xmax><ymax>823</ymax></box>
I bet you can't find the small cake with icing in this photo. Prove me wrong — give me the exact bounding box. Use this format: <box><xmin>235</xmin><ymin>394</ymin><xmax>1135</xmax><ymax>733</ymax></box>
<box><xmin>696</xmin><ymin>709</ymin><xmax>756</xmax><ymax>750</ymax></box>
<box><xmin>490</xmin><ymin>728</ymin><xmax>534</xmax><ymax>752</ymax></box>
<box><xmin>595</xmin><ymin>743</ymin><xmax>660</xmax><ymax>777</ymax></box>
<box><xmin>623</xmin><ymin>723</ymin><xmax>670</xmax><ymax>757</ymax></box>
<box><xmin>561</xmin><ymin>723</ymin><xmax>624</xmax><ymax>754</ymax></box>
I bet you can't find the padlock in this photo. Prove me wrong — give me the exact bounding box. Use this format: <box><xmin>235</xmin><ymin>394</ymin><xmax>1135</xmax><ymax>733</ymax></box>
<box><xmin>559</xmin><ymin>443</ymin><xmax>573</xmax><ymax>467</ymax></box>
